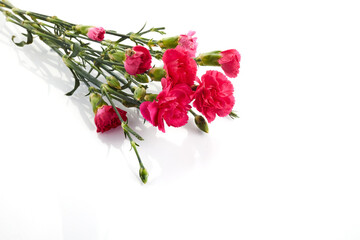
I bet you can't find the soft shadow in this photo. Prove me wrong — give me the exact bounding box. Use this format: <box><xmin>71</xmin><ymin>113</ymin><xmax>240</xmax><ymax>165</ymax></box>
<box><xmin>0</xmin><ymin>18</ymin><xmax>213</xmax><ymax>184</ymax></box>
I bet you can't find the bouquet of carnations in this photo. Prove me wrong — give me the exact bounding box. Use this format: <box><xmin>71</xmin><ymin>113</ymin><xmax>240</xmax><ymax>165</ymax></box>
<box><xmin>0</xmin><ymin>0</ymin><xmax>241</xmax><ymax>183</ymax></box>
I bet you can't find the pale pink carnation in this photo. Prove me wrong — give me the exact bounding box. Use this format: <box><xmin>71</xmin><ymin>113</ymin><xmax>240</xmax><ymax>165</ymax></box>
<box><xmin>176</xmin><ymin>31</ymin><xmax>198</xmax><ymax>57</ymax></box>
<box><xmin>87</xmin><ymin>27</ymin><xmax>106</xmax><ymax>42</ymax></box>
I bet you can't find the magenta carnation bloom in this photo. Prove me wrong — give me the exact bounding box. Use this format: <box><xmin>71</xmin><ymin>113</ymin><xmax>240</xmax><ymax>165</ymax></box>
<box><xmin>87</xmin><ymin>27</ymin><xmax>106</xmax><ymax>41</ymax></box>
<box><xmin>176</xmin><ymin>31</ymin><xmax>198</xmax><ymax>57</ymax></box>
<box><xmin>193</xmin><ymin>70</ymin><xmax>235</xmax><ymax>123</ymax></box>
<box><xmin>140</xmin><ymin>83</ymin><xmax>193</xmax><ymax>132</ymax></box>
<box><xmin>162</xmin><ymin>48</ymin><xmax>197</xmax><ymax>88</ymax></box>
<box><xmin>124</xmin><ymin>46</ymin><xmax>152</xmax><ymax>75</ymax></box>
<box><xmin>219</xmin><ymin>49</ymin><xmax>241</xmax><ymax>78</ymax></box>
<box><xmin>94</xmin><ymin>105</ymin><xmax>127</xmax><ymax>133</ymax></box>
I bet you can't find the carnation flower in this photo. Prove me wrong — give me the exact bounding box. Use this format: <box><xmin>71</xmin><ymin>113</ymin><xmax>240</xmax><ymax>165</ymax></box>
<box><xmin>193</xmin><ymin>70</ymin><xmax>235</xmax><ymax>123</ymax></box>
<box><xmin>87</xmin><ymin>27</ymin><xmax>106</xmax><ymax>41</ymax></box>
<box><xmin>124</xmin><ymin>46</ymin><xmax>152</xmax><ymax>75</ymax></box>
<box><xmin>219</xmin><ymin>49</ymin><xmax>241</xmax><ymax>78</ymax></box>
<box><xmin>140</xmin><ymin>83</ymin><xmax>193</xmax><ymax>132</ymax></box>
<box><xmin>94</xmin><ymin>105</ymin><xmax>127</xmax><ymax>133</ymax></box>
<box><xmin>176</xmin><ymin>31</ymin><xmax>198</xmax><ymax>57</ymax></box>
<box><xmin>195</xmin><ymin>49</ymin><xmax>241</xmax><ymax>78</ymax></box>
<box><xmin>162</xmin><ymin>48</ymin><xmax>197</xmax><ymax>88</ymax></box>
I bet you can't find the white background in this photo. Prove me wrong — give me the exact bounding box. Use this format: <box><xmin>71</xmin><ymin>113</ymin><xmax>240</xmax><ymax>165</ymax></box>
<box><xmin>1</xmin><ymin>0</ymin><xmax>360</xmax><ymax>239</ymax></box>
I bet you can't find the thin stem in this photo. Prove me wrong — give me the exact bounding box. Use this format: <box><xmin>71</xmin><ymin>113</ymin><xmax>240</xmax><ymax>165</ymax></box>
<box><xmin>189</xmin><ymin>109</ymin><xmax>198</xmax><ymax>117</ymax></box>
<box><xmin>129</xmin><ymin>135</ymin><xmax>144</xmax><ymax>168</ymax></box>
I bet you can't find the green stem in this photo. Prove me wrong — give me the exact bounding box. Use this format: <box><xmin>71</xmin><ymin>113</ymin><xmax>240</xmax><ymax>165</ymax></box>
<box><xmin>189</xmin><ymin>109</ymin><xmax>198</xmax><ymax>117</ymax></box>
<box><xmin>102</xmin><ymin>88</ymin><xmax>143</xmax><ymax>140</ymax></box>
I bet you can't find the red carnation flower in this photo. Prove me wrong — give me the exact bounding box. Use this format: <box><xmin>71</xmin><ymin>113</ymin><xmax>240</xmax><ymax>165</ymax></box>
<box><xmin>94</xmin><ymin>105</ymin><xmax>127</xmax><ymax>133</ymax></box>
<box><xmin>87</xmin><ymin>27</ymin><xmax>106</xmax><ymax>42</ymax></box>
<box><xmin>193</xmin><ymin>70</ymin><xmax>235</xmax><ymax>123</ymax></box>
<box><xmin>140</xmin><ymin>83</ymin><xmax>193</xmax><ymax>132</ymax></box>
<box><xmin>219</xmin><ymin>49</ymin><xmax>241</xmax><ymax>78</ymax></box>
<box><xmin>124</xmin><ymin>45</ymin><xmax>152</xmax><ymax>75</ymax></box>
<box><xmin>162</xmin><ymin>48</ymin><xmax>197</xmax><ymax>88</ymax></box>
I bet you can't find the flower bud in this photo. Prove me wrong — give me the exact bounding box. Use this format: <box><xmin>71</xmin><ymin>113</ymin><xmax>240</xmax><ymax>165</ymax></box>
<box><xmin>121</xmin><ymin>100</ymin><xmax>138</xmax><ymax>108</ymax></box>
<box><xmin>144</xmin><ymin>94</ymin><xmax>158</xmax><ymax>102</ymax></box>
<box><xmin>139</xmin><ymin>167</ymin><xmax>149</xmax><ymax>184</ymax></box>
<box><xmin>158</xmin><ymin>35</ymin><xmax>179</xmax><ymax>49</ymax></box>
<box><xmin>195</xmin><ymin>51</ymin><xmax>222</xmax><ymax>66</ymax></box>
<box><xmin>108</xmin><ymin>50</ymin><xmax>126</xmax><ymax>63</ymax></box>
<box><xmin>134</xmin><ymin>74</ymin><xmax>149</xmax><ymax>83</ymax></box>
<box><xmin>147</xmin><ymin>67</ymin><xmax>166</xmax><ymax>82</ymax></box>
<box><xmin>134</xmin><ymin>87</ymin><xmax>146</xmax><ymax>101</ymax></box>
<box><xmin>89</xmin><ymin>92</ymin><xmax>107</xmax><ymax>114</ymax></box>
<box><xmin>106</xmin><ymin>76</ymin><xmax>121</xmax><ymax>90</ymax></box>
<box><xmin>73</xmin><ymin>25</ymin><xmax>92</xmax><ymax>35</ymax></box>
<box><xmin>194</xmin><ymin>115</ymin><xmax>209</xmax><ymax>133</ymax></box>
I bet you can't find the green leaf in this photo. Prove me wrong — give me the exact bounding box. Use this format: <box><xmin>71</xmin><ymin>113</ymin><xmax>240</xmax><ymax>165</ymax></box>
<box><xmin>136</xmin><ymin>22</ymin><xmax>147</xmax><ymax>34</ymax></box>
<box><xmin>11</xmin><ymin>30</ymin><xmax>33</xmax><ymax>47</ymax></box>
<box><xmin>69</xmin><ymin>43</ymin><xmax>81</xmax><ymax>58</ymax></box>
<box><xmin>65</xmin><ymin>68</ymin><xmax>81</xmax><ymax>96</ymax></box>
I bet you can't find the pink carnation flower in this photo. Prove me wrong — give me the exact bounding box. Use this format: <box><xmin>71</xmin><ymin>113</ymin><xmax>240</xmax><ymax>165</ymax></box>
<box><xmin>219</xmin><ymin>49</ymin><xmax>241</xmax><ymax>78</ymax></box>
<box><xmin>193</xmin><ymin>70</ymin><xmax>235</xmax><ymax>123</ymax></box>
<box><xmin>140</xmin><ymin>83</ymin><xmax>193</xmax><ymax>132</ymax></box>
<box><xmin>94</xmin><ymin>105</ymin><xmax>127</xmax><ymax>133</ymax></box>
<box><xmin>87</xmin><ymin>27</ymin><xmax>106</xmax><ymax>42</ymax></box>
<box><xmin>162</xmin><ymin>48</ymin><xmax>197</xmax><ymax>88</ymax></box>
<box><xmin>124</xmin><ymin>46</ymin><xmax>152</xmax><ymax>75</ymax></box>
<box><xmin>176</xmin><ymin>31</ymin><xmax>198</xmax><ymax>57</ymax></box>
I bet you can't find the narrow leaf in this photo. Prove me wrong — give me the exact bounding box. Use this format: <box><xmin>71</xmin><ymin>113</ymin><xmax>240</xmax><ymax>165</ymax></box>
<box><xmin>65</xmin><ymin>68</ymin><xmax>81</xmax><ymax>96</ymax></box>
<box><xmin>11</xmin><ymin>30</ymin><xmax>33</xmax><ymax>47</ymax></box>
<box><xmin>69</xmin><ymin>43</ymin><xmax>81</xmax><ymax>58</ymax></box>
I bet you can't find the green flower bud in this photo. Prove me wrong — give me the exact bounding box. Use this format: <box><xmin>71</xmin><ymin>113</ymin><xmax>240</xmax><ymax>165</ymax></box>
<box><xmin>144</xmin><ymin>94</ymin><xmax>158</xmax><ymax>102</ymax></box>
<box><xmin>89</xmin><ymin>92</ymin><xmax>107</xmax><ymax>113</ymax></box>
<box><xmin>73</xmin><ymin>25</ymin><xmax>93</xmax><ymax>35</ymax></box>
<box><xmin>106</xmin><ymin>76</ymin><xmax>121</xmax><ymax>90</ymax></box>
<box><xmin>147</xmin><ymin>67</ymin><xmax>166</xmax><ymax>81</ymax></box>
<box><xmin>139</xmin><ymin>167</ymin><xmax>149</xmax><ymax>184</ymax></box>
<box><xmin>158</xmin><ymin>35</ymin><xmax>179</xmax><ymax>49</ymax></box>
<box><xmin>195</xmin><ymin>51</ymin><xmax>222</xmax><ymax>66</ymax></box>
<box><xmin>108</xmin><ymin>50</ymin><xmax>126</xmax><ymax>63</ymax></box>
<box><xmin>134</xmin><ymin>74</ymin><xmax>149</xmax><ymax>83</ymax></box>
<box><xmin>195</xmin><ymin>115</ymin><xmax>209</xmax><ymax>133</ymax></box>
<box><xmin>134</xmin><ymin>87</ymin><xmax>146</xmax><ymax>101</ymax></box>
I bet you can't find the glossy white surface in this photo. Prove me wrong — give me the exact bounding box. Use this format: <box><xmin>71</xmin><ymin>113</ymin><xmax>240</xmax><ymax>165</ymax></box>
<box><xmin>1</xmin><ymin>0</ymin><xmax>360</xmax><ymax>239</ymax></box>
